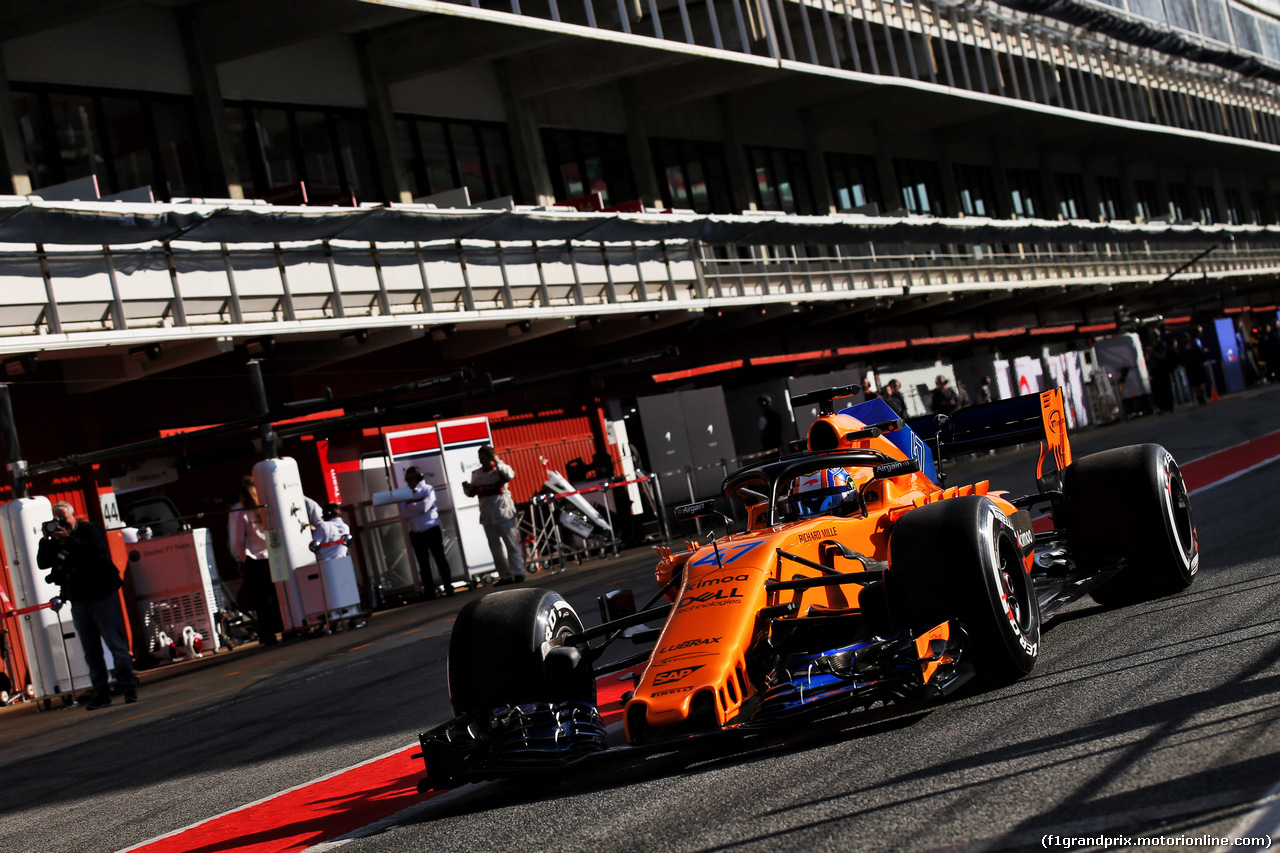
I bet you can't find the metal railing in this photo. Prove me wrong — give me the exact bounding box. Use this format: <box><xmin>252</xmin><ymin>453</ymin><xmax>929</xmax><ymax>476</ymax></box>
<box><xmin>1</xmin><ymin>234</ymin><xmax>1279</xmax><ymax>353</ymax></box>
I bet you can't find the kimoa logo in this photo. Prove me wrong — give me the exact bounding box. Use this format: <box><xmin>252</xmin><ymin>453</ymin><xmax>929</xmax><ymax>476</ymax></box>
<box><xmin>653</xmin><ymin>665</ymin><xmax>704</xmax><ymax>685</ymax></box>
<box><xmin>690</xmin><ymin>574</ymin><xmax>749</xmax><ymax>590</ymax></box>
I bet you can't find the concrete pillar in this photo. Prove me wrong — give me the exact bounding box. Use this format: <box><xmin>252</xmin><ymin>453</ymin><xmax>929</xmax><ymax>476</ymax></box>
<box><xmin>934</xmin><ymin>141</ymin><xmax>962</xmax><ymax>217</ymax></box>
<box><xmin>177</xmin><ymin>12</ymin><xmax>243</xmax><ymax>199</ymax></box>
<box><xmin>717</xmin><ymin>96</ymin><xmax>755</xmax><ymax>213</ymax></box>
<box><xmin>802</xmin><ymin>111</ymin><xmax>835</xmax><ymax>214</ymax></box>
<box><xmin>496</xmin><ymin>60</ymin><xmax>555</xmax><ymax>207</ymax></box>
<box><xmin>620</xmin><ymin>79</ymin><xmax>662</xmax><ymax>209</ymax></box>
<box><xmin>0</xmin><ymin>52</ymin><xmax>32</xmax><ymax>196</ymax></box>
<box><xmin>356</xmin><ymin>37</ymin><xmax>413</xmax><ymax>204</ymax></box>
<box><xmin>871</xmin><ymin>120</ymin><xmax>904</xmax><ymax>214</ymax></box>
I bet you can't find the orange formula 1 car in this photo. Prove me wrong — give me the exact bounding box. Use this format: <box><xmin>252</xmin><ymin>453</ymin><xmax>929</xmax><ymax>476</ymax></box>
<box><xmin>417</xmin><ymin>385</ymin><xmax>1198</xmax><ymax>789</ymax></box>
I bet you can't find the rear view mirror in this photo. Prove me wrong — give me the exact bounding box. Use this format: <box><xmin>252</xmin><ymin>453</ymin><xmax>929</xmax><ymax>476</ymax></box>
<box><xmin>674</xmin><ymin>500</ymin><xmax>716</xmax><ymax>522</ymax></box>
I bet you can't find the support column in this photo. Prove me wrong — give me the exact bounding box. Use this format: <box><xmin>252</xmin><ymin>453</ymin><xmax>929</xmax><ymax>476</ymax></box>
<box><xmin>356</xmin><ymin>37</ymin><xmax>413</xmax><ymax>204</ymax></box>
<box><xmin>620</xmin><ymin>79</ymin><xmax>662</xmax><ymax>209</ymax></box>
<box><xmin>802</xmin><ymin>110</ymin><xmax>835</xmax><ymax>214</ymax></box>
<box><xmin>717</xmin><ymin>95</ymin><xmax>755</xmax><ymax>213</ymax></box>
<box><xmin>177</xmin><ymin>11</ymin><xmax>243</xmax><ymax>199</ymax></box>
<box><xmin>988</xmin><ymin>143</ymin><xmax>1015</xmax><ymax>219</ymax></box>
<box><xmin>496</xmin><ymin>60</ymin><xmax>555</xmax><ymax>207</ymax></box>
<box><xmin>871</xmin><ymin>120</ymin><xmax>904</xmax><ymax>214</ymax></box>
<box><xmin>0</xmin><ymin>52</ymin><xmax>32</xmax><ymax>196</ymax></box>
<box><xmin>934</xmin><ymin>139</ymin><xmax>962</xmax><ymax>217</ymax></box>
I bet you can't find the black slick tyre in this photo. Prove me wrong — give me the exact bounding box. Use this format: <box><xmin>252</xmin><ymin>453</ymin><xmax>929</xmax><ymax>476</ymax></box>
<box><xmin>447</xmin><ymin>588</ymin><xmax>595</xmax><ymax>722</ymax></box>
<box><xmin>1060</xmin><ymin>443</ymin><xmax>1198</xmax><ymax>607</ymax></box>
<box><xmin>889</xmin><ymin>496</ymin><xmax>1040</xmax><ymax>687</ymax></box>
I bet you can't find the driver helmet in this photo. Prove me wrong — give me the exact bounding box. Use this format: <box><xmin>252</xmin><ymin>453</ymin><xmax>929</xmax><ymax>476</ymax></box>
<box><xmin>792</xmin><ymin>467</ymin><xmax>857</xmax><ymax>517</ymax></box>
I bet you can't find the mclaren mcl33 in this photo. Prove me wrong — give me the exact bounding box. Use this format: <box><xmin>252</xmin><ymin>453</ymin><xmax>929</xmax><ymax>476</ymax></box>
<box><xmin>416</xmin><ymin>386</ymin><xmax>1198</xmax><ymax>790</ymax></box>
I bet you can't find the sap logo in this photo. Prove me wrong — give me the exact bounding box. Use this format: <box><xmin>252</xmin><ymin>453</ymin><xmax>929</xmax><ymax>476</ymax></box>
<box><xmin>654</xmin><ymin>665</ymin><xmax>704</xmax><ymax>685</ymax></box>
<box><xmin>689</xmin><ymin>541</ymin><xmax>764</xmax><ymax>568</ymax></box>
<box><xmin>690</xmin><ymin>575</ymin><xmax>749</xmax><ymax>590</ymax></box>
<box><xmin>678</xmin><ymin>588</ymin><xmax>743</xmax><ymax>608</ymax></box>
<box><xmin>659</xmin><ymin>637</ymin><xmax>721</xmax><ymax>653</ymax></box>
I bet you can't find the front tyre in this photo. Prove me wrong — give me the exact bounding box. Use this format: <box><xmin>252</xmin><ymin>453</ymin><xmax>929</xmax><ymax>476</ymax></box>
<box><xmin>1060</xmin><ymin>444</ymin><xmax>1198</xmax><ymax>607</ymax></box>
<box><xmin>447</xmin><ymin>588</ymin><xmax>595</xmax><ymax>722</ymax></box>
<box><xmin>889</xmin><ymin>496</ymin><xmax>1040</xmax><ymax>687</ymax></box>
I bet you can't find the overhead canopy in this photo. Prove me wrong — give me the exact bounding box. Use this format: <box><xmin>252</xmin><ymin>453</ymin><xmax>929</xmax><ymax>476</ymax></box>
<box><xmin>0</xmin><ymin>198</ymin><xmax>1270</xmax><ymax>247</ymax></box>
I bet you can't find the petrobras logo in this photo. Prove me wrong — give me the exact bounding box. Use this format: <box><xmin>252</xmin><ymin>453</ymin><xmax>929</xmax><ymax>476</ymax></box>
<box><xmin>659</xmin><ymin>637</ymin><xmax>721</xmax><ymax>653</ymax></box>
<box><xmin>652</xmin><ymin>686</ymin><xmax>694</xmax><ymax>697</ymax></box>
<box><xmin>653</xmin><ymin>665</ymin><xmax>704</xmax><ymax>685</ymax></box>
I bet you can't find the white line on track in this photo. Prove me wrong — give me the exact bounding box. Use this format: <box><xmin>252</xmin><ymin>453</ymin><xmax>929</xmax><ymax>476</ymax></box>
<box><xmin>1214</xmin><ymin>784</ymin><xmax>1280</xmax><ymax>852</ymax></box>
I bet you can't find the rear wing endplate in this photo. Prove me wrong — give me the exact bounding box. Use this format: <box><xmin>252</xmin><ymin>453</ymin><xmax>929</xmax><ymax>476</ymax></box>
<box><xmin>903</xmin><ymin>389</ymin><xmax>1073</xmax><ymax>489</ymax></box>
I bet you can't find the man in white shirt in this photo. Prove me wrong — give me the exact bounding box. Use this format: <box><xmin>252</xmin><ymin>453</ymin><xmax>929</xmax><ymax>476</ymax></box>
<box><xmin>310</xmin><ymin>502</ymin><xmax>350</xmax><ymax>561</ymax></box>
<box><xmin>397</xmin><ymin>466</ymin><xmax>454</xmax><ymax>598</ymax></box>
<box><xmin>462</xmin><ymin>445</ymin><xmax>524</xmax><ymax>585</ymax></box>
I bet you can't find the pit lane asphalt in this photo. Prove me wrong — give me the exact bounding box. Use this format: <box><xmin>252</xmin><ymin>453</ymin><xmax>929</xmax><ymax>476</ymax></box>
<box><xmin>2</xmin><ymin>385</ymin><xmax>1278</xmax><ymax>853</ymax></box>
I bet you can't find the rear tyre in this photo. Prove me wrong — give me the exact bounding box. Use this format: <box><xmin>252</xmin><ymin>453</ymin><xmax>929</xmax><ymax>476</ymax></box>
<box><xmin>1060</xmin><ymin>444</ymin><xmax>1198</xmax><ymax>607</ymax></box>
<box><xmin>447</xmin><ymin>588</ymin><xmax>595</xmax><ymax>723</ymax></box>
<box><xmin>889</xmin><ymin>496</ymin><xmax>1040</xmax><ymax>686</ymax></box>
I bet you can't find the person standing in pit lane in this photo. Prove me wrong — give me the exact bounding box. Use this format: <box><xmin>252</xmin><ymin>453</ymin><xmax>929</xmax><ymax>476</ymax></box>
<box><xmin>228</xmin><ymin>476</ymin><xmax>284</xmax><ymax>645</ymax></box>
<box><xmin>462</xmin><ymin>445</ymin><xmax>525</xmax><ymax>586</ymax></box>
<box><xmin>310</xmin><ymin>502</ymin><xmax>350</xmax><ymax>562</ymax></box>
<box><xmin>394</xmin><ymin>466</ymin><xmax>454</xmax><ymax>599</ymax></box>
<box><xmin>37</xmin><ymin>501</ymin><xmax>139</xmax><ymax>710</ymax></box>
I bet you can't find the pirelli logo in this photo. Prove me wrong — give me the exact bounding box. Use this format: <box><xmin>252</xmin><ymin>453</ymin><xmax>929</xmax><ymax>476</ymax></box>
<box><xmin>653</xmin><ymin>665</ymin><xmax>704</xmax><ymax>685</ymax></box>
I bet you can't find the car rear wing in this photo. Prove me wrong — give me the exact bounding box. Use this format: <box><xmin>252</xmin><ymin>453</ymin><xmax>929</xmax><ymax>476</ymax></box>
<box><xmin>902</xmin><ymin>389</ymin><xmax>1074</xmax><ymax>490</ymax></box>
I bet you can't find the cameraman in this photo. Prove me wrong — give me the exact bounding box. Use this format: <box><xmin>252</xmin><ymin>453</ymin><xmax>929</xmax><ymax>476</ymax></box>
<box><xmin>36</xmin><ymin>501</ymin><xmax>138</xmax><ymax>711</ymax></box>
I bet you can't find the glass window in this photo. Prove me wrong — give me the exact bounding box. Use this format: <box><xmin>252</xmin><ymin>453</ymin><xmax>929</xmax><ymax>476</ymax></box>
<box><xmin>333</xmin><ymin>114</ymin><xmax>378</xmax><ymax>202</ymax></box>
<box><xmin>1095</xmin><ymin>175</ymin><xmax>1123</xmax><ymax>220</ymax></box>
<box><xmin>541</xmin><ymin>129</ymin><xmax>634</xmax><ymax>208</ymax></box>
<box><xmin>11</xmin><ymin>91</ymin><xmax>54</xmax><ymax>191</ymax></box>
<box><xmin>417</xmin><ymin>120</ymin><xmax>456</xmax><ymax>199</ymax></box>
<box><xmin>295</xmin><ymin>109</ymin><xmax>340</xmax><ymax>198</ymax></box>
<box><xmin>101</xmin><ymin>96</ymin><xmax>154</xmax><ymax>193</ymax></box>
<box><xmin>826</xmin><ymin>152</ymin><xmax>880</xmax><ymax>213</ymax></box>
<box><xmin>745</xmin><ymin>146</ymin><xmax>813</xmax><ymax>213</ymax></box>
<box><xmin>1195</xmin><ymin>185</ymin><xmax>1217</xmax><ymax>223</ymax></box>
<box><xmin>954</xmin><ymin>163</ymin><xmax>998</xmax><ymax>217</ymax></box>
<box><xmin>1134</xmin><ymin>179</ymin><xmax>1160</xmax><ymax>221</ymax></box>
<box><xmin>225</xmin><ymin>106</ymin><xmax>260</xmax><ymax>195</ymax></box>
<box><xmin>895</xmin><ymin>158</ymin><xmax>944</xmax><ymax>216</ymax></box>
<box><xmin>256</xmin><ymin>107</ymin><xmax>297</xmax><ymax>190</ymax></box>
<box><xmin>47</xmin><ymin>92</ymin><xmax>104</xmax><ymax>185</ymax></box>
<box><xmin>477</xmin><ymin>126</ymin><xmax>515</xmax><ymax>201</ymax></box>
<box><xmin>1053</xmin><ymin>172</ymin><xmax>1087</xmax><ymax>220</ymax></box>
<box><xmin>1007</xmin><ymin>168</ymin><xmax>1045</xmax><ymax>219</ymax></box>
<box><xmin>448</xmin><ymin>123</ymin><xmax>487</xmax><ymax>203</ymax></box>
<box><xmin>650</xmin><ymin>138</ymin><xmax>731</xmax><ymax>213</ymax></box>
<box><xmin>1169</xmin><ymin>184</ymin><xmax>1191</xmax><ymax>221</ymax></box>
<box><xmin>151</xmin><ymin>100</ymin><xmax>200</xmax><ymax>199</ymax></box>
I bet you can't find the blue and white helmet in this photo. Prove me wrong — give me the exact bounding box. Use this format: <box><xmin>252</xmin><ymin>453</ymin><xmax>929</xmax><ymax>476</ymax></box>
<box><xmin>793</xmin><ymin>467</ymin><xmax>857</xmax><ymax>517</ymax></box>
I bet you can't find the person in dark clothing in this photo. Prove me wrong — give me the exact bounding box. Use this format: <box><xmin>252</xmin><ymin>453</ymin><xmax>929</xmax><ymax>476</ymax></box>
<box><xmin>37</xmin><ymin>501</ymin><xmax>138</xmax><ymax>710</ymax></box>
<box><xmin>880</xmin><ymin>379</ymin><xmax>908</xmax><ymax>418</ymax></box>
<box><xmin>1179</xmin><ymin>330</ymin><xmax>1210</xmax><ymax>404</ymax></box>
<box><xmin>758</xmin><ymin>395</ymin><xmax>783</xmax><ymax>452</ymax></box>
<box><xmin>930</xmin><ymin>375</ymin><xmax>959</xmax><ymax>415</ymax></box>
